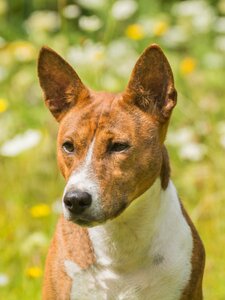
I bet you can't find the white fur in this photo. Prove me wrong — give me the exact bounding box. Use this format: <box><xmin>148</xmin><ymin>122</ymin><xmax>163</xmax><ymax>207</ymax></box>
<box><xmin>62</xmin><ymin>139</ymin><xmax>103</xmax><ymax>220</ymax></box>
<box><xmin>64</xmin><ymin>179</ymin><xmax>193</xmax><ymax>300</ymax></box>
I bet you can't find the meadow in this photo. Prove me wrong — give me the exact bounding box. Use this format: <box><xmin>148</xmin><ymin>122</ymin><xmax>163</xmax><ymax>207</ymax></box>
<box><xmin>0</xmin><ymin>0</ymin><xmax>225</xmax><ymax>299</ymax></box>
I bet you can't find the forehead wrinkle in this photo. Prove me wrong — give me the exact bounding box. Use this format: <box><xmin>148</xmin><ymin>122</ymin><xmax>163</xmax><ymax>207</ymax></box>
<box><xmin>94</xmin><ymin>93</ymin><xmax>121</xmax><ymax>131</ymax></box>
<box><xmin>60</xmin><ymin>92</ymin><xmax>119</xmax><ymax>145</ymax></box>
<box><xmin>82</xmin><ymin>91</ymin><xmax>116</xmax><ymax>127</ymax></box>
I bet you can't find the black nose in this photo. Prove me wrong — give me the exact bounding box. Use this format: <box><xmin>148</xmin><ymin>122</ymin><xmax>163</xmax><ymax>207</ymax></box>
<box><xmin>63</xmin><ymin>190</ymin><xmax>92</xmax><ymax>215</ymax></box>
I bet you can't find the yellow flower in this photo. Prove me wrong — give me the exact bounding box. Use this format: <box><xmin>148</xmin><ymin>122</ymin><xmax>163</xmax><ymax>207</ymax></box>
<box><xmin>0</xmin><ymin>98</ymin><xmax>8</xmax><ymax>113</ymax></box>
<box><xmin>94</xmin><ymin>50</ymin><xmax>104</xmax><ymax>61</ymax></box>
<box><xmin>125</xmin><ymin>24</ymin><xmax>145</xmax><ymax>40</ymax></box>
<box><xmin>180</xmin><ymin>57</ymin><xmax>197</xmax><ymax>75</ymax></box>
<box><xmin>30</xmin><ymin>204</ymin><xmax>51</xmax><ymax>218</ymax></box>
<box><xmin>26</xmin><ymin>266</ymin><xmax>43</xmax><ymax>278</ymax></box>
<box><xmin>0</xmin><ymin>0</ymin><xmax>8</xmax><ymax>15</ymax></box>
<box><xmin>153</xmin><ymin>21</ymin><xmax>168</xmax><ymax>37</ymax></box>
<box><xmin>10</xmin><ymin>41</ymin><xmax>36</xmax><ymax>62</ymax></box>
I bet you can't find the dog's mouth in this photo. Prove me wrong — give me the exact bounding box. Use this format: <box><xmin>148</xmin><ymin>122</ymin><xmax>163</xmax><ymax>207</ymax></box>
<box><xmin>65</xmin><ymin>200</ymin><xmax>128</xmax><ymax>227</ymax></box>
<box><xmin>67</xmin><ymin>215</ymin><xmax>106</xmax><ymax>227</ymax></box>
<box><xmin>72</xmin><ymin>218</ymin><xmax>94</xmax><ymax>227</ymax></box>
<box><xmin>64</xmin><ymin>206</ymin><xmax>107</xmax><ymax>227</ymax></box>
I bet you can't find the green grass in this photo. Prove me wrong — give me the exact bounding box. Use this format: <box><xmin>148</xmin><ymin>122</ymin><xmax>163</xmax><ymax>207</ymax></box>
<box><xmin>0</xmin><ymin>0</ymin><xmax>225</xmax><ymax>298</ymax></box>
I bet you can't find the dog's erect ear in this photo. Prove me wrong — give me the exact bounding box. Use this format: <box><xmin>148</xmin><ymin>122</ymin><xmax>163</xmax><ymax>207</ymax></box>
<box><xmin>38</xmin><ymin>46</ymin><xmax>89</xmax><ymax>121</ymax></box>
<box><xmin>125</xmin><ymin>44</ymin><xmax>177</xmax><ymax>121</ymax></box>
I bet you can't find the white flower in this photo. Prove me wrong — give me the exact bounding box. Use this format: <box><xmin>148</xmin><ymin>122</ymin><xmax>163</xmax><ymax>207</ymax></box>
<box><xmin>172</xmin><ymin>0</ymin><xmax>215</xmax><ymax>33</ymax></box>
<box><xmin>167</xmin><ymin>127</ymin><xmax>195</xmax><ymax>146</ymax></box>
<box><xmin>179</xmin><ymin>142</ymin><xmax>206</xmax><ymax>161</ymax></box>
<box><xmin>196</xmin><ymin>121</ymin><xmax>211</xmax><ymax>136</ymax></box>
<box><xmin>139</xmin><ymin>18</ymin><xmax>155</xmax><ymax>37</ymax></box>
<box><xmin>67</xmin><ymin>41</ymin><xmax>105</xmax><ymax>67</ymax></box>
<box><xmin>111</xmin><ymin>0</ymin><xmax>138</xmax><ymax>20</ymax></box>
<box><xmin>62</xmin><ymin>5</ymin><xmax>80</xmax><ymax>19</ymax></box>
<box><xmin>215</xmin><ymin>36</ymin><xmax>225</xmax><ymax>52</ymax></box>
<box><xmin>78</xmin><ymin>15</ymin><xmax>102</xmax><ymax>31</ymax></box>
<box><xmin>107</xmin><ymin>40</ymin><xmax>127</xmax><ymax>58</ymax></box>
<box><xmin>52</xmin><ymin>199</ymin><xmax>63</xmax><ymax>214</ymax></box>
<box><xmin>167</xmin><ymin>127</ymin><xmax>207</xmax><ymax>161</ymax></box>
<box><xmin>217</xmin><ymin>122</ymin><xmax>225</xmax><ymax>149</ymax></box>
<box><xmin>114</xmin><ymin>57</ymin><xmax>135</xmax><ymax>77</ymax></box>
<box><xmin>217</xmin><ymin>121</ymin><xmax>225</xmax><ymax>135</ymax></box>
<box><xmin>203</xmin><ymin>52</ymin><xmax>225</xmax><ymax>69</ymax></box>
<box><xmin>21</xmin><ymin>232</ymin><xmax>48</xmax><ymax>254</ymax></box>
<box><xmin>220</xmin><ymin>136</ymin><xmax>225</xmax><ymax>148</ymax></box>
<box><xmin>106</xmin><ymin>39</ymin><xmax>137</xmax><ymax>77</ymax></box>
<box><xmin>77</xmin><ymin>0</ymin><xmax>106</xmax><ymax>10</ymax></box>
<box><xmin>214</xmin><ymin>17</ymin><xmax>225</xmax><ymax>33</ymax></box>
<box><xmin>0</xmin><ymin>36</ymin><xmax>6</xmax><ymax>47</ymax></box>
<box><xmin>0</xmin><ymin>114</ymin><xmax>14</xmax><ymax>143</ymax></box>
<box><xmin>100</xmin><ymin>73</ymin><xmax>121</xmax><ymax>91</ymax></box>
<box><xmin>24</xmin><ymin>11</ymin><xmax>60</xmax><ymax>33</ymax></box>
<box><xmin>172</xmin><ymin>0</ymin><xmax>209</xmax><ymax>17</ymax></box>
<box><xmin>139</xmin><ymin>17</ymin><xmax>169</xmax><ymax>38</ymax></box>
<box><xmin>0</xmin><ymin>66</ymin><xmax>7</xmax><ymax>81</ymax></box>
<box><xmin>67</xmin><ymin>46</ymin><xmax>84</xmax><ymax>65</ymax></box>
<box><xmin>162</xmin><ymin>26</ymin><xmax>189</xmax><ymax>48</ymax></box>
<box><xmin>107</xmin><ymin>39</ymin><xmax>134</xmax><ymax>60</ymax></box>
<box><xmin>0</xmin><ymin>129</ymin><xmax>42</xmax><ymax>157</ymax></box>
<box><xmin>191</xmin><ymin>9</ymin><xmax>215</xmax><ymax>33</ymax></box>
<box><xmin>0</xmin><ymin>274</ymin><xmax>9</xmax><ymax>287</ymax></box>
<box><xmin>12</xmin><ymin>42</ymin><xmax>36</xmax><ymax>62</ymax></box>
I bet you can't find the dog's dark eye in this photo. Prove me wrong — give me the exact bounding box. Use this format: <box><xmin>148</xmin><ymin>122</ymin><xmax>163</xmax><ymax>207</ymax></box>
<box><xmin>62</xmin><ymin>141</ymin><xmax>75</xmax><ymax>154</ymax></box>
<box><xmin>108</xmin><ymin>142</ymin><xmax>130</xmax><ymax>153</ymax></box>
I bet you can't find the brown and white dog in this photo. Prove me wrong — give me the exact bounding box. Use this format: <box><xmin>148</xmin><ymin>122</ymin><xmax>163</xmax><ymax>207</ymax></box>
<box><xmin>38</xmin><ymin>44</ymin><xmax>205</xmax><ymax>300</ymax></box>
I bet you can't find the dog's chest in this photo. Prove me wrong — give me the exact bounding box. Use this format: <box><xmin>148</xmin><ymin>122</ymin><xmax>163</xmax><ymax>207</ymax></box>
<box><xmin>64</xmin><ymin>255</ymin><xmax>188</xmax><ymax>300</ymax></box>
<box><xmin>64</xmin><ymin>181</ymin><xmax>193</xmax><ymax>300</ymax></box>
<box><xmin>65</xmin><ymin>260</ymin><xmax>150</xmax><ymax>300</ymax></box>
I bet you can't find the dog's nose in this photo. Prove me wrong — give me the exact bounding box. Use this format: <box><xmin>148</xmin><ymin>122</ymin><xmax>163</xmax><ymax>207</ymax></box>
<box><xmin>63</xmin><ymin>190</ymin><xmax>92</xmax><ymax>214</ymax></box>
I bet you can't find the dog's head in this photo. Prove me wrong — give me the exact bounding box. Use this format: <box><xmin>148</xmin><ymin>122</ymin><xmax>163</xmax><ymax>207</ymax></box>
<box><xmin>38</xmin><ymin>44</ymin><xmax>177</xmax><ymax>226</ymax></box>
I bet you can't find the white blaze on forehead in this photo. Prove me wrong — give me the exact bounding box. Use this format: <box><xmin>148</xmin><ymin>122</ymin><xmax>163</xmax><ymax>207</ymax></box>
<box><xmin>85</xmin><ymin>138</ymin><xmax>95</xmax><ymax>166</ymax></box>
<box><xmin>65</xmin><ymin>139</ymin><xmax>96</xmax><ymax>192</ymax></box>
<box><xmin>62</xmin><ymin>139</ymin><xmax>103</xmax><ymax>220</ymax></box>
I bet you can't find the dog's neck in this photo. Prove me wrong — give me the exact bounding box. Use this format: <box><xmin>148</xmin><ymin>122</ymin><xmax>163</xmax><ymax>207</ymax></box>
<box><xmin>88</xmin><ymin>178</ymin><xmax>178</xmax><ymax>271</ymax></box>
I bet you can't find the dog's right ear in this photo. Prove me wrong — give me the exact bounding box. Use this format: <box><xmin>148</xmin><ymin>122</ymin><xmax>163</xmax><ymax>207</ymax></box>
<box><xmin>38</xmin><ymin>46</ymin><xmax>89</xmax><ymax>121</ymax></box>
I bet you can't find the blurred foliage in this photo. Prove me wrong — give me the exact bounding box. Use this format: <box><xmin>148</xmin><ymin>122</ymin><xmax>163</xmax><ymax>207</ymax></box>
<box><xmin>0</xmin><ymin>0</ymin><xmax>225</xmax><ymax>299</ymax></box>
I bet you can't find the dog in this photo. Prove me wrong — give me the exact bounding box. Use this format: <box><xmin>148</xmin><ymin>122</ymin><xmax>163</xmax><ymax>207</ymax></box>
<box><xmin>38</xmin><ymin>44</ymin><xmax>205</xmax><ymax>300</ymax></box>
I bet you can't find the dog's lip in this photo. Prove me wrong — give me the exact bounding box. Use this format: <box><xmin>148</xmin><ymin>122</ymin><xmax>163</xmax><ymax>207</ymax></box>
<box><xmin>67</xmin><ymin>215</ymin><xmax>106</xmax><ymax>227</ymax></box>
<box><xmin>75</xmin><ymin>217</ymin><xmax>94</xmax><ymax>226</ymax></box>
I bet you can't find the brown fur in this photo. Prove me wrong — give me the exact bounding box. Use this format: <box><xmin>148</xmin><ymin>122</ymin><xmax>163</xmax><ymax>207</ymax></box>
<box><xmin>38</xmin><ymin>46</ymin><xmax>89</xmax><ymax>121</ymax></box>
<box><xmin>42</xmin><ymin>217</ymin><xmax>95</xmax><ymax>300</ymax></box>
<box><xmin>38</xmin><ymin>44</ymin><xmax>205</xmax><ymax>299</ymax></box>
<box><xmin>180</xmin><ymin>205</ymin><xmax>205</xmax><ymax>300</ymax></box>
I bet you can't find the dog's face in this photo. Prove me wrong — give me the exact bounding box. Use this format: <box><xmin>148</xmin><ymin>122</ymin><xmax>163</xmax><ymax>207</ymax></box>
<box><xmin>38</xmin><ymin>45</ymin><xmax>177</xmax><ymax>226</ymax></box>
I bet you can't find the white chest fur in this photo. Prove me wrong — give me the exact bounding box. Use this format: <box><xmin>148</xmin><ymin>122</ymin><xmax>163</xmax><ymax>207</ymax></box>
<box><xmin>64</xmin><ymin>179</ymin><xmax>193</xmax><ymax>300</ymax></box>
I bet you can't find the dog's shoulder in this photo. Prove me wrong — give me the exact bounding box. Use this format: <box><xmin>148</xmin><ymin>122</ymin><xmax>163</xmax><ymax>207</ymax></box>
<box><xmin>42</xmin><ymin>217</ymin><xmax>95</xmax><ymax>299</ymax></box>
<box><xmin>180</xmin><ymin>204</ymin><xmax>205</xmax><ymax>300</ymax></box>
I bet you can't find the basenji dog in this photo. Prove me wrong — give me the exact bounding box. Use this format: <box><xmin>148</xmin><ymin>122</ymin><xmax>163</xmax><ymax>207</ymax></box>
<box><xmin>38</xmin><ymin>44</ymin><xmax>205</xmax><ymax>300</ymax></box>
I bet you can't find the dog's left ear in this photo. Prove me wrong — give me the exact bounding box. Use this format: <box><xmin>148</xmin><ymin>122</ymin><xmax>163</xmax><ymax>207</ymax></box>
<box><xmin>125</xmin><ymin>44</ymin><xmax>177</xmax><ymax>121</ymax></box>
<box><xmin>38</xmin><ymin>46</ymin><xmax>89</xmax><ymax>121</ymax></box>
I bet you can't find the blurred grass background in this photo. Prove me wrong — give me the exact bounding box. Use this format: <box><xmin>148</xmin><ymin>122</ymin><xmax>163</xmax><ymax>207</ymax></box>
<box><xmin>0</xmin><ymin>0</ymin><xmax>225</xmax><ymax>299</ymax></box>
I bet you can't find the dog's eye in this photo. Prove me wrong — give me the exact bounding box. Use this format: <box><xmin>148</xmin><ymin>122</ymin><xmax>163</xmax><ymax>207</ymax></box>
<box><xmin>108</xmin><ymin>142</ymin><xmax>130</xmax><ymax>153</ymax></box>
<box><xmin>62</xmin><ymin>141</ymin><xmax>75</xmax><ymax>154</ymax></box>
